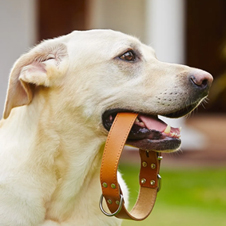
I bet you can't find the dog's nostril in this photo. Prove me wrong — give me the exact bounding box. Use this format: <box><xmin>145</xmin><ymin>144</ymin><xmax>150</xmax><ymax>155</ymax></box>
<box><xmin>189</xmin><ymin>72</ymin><xmax>213</xmax><ymax>89</ymax></box>
<box><xmin>190</xmin><ymin>75</ymin><xmax>207</xmax><ymax>87</ymax></box>
<box><xmin>201</xmin><ymin>79</ymin><xmax>208</xmax><ymax>87</ymax></box>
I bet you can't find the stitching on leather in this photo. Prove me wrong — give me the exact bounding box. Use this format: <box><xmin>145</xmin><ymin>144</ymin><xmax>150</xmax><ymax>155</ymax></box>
<box><xmin>113</xmin><ymin>114</ymin><xmax>137</xmax><ymax>192</ymax></box>
<box><xmin>100</xmin><ymin>114</ymin><xmax>120</xmax><ymax>187</ymax></box>
<box><xmin>100</xmin><ymin>114</ymin><xmax>119</xmax><ymax>172</ymax></box>
<box><xmin>100</xmin><ymin>114</ymin><xmax>137</xmax><ymax>192</ymax></box>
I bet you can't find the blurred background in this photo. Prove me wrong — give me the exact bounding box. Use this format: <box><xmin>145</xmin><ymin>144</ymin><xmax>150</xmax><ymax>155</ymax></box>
<box><xmin>0</xmin><ymin>0</ymin><xmax>225</xmax><ymax>225</ymax></box>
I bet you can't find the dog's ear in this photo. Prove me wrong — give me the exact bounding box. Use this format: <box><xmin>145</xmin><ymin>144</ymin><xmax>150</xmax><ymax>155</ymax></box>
<box><xmin>3</xmin><ymin>42</ymin><xmax>68</xmax><ymax>119</ymax></box>
<box><xmin>3</xmin><ymin>61</ymin><xmax>48</xmax><ymax>119</ymax></box>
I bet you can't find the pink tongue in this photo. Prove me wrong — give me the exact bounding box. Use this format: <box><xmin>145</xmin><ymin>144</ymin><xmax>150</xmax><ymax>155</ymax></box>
<box><xmin>139</xmin><ymin>115</ymin><xmax>181</xmax><ymax>138</ymax></box>
<box><xmin>139</xmin><ymin>115</ymin><xmax>167</xmax><ymax>132</ymax></box>
<box><xmin>139</xmin><ymin>114</ymin><xmax>179</xmax><ymax>133</ymax></box>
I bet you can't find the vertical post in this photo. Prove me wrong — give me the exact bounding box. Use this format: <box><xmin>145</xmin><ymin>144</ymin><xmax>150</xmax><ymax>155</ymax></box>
<box><xmin>146</xmin><ymin>0</ymin><xmax>185</xmax><ymax>63</ymax></box>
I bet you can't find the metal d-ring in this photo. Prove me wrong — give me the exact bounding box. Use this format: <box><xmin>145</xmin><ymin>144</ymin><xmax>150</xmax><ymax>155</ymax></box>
<box><xmin>99</xmin><ymin>194</ymin><xmax>124</xmax><ymax>217</ymax></box>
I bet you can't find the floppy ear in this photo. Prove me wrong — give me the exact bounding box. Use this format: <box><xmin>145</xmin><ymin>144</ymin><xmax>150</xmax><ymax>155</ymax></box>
<box><xmin>3</xmin><ymin>42</ymin><xmax>68</xmax><ymax>119</ymax></box>
<box><xmin>3</xmin><ymin>60</ymin><xmax>49</xmax><ymax>119</ymax></box>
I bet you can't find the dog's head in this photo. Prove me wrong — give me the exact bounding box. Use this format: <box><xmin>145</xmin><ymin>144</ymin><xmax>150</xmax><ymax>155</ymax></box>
<box><xmin>3</xmin><ymin>29</ymin><xmax>213</xmax><ymax>152</ymax></box>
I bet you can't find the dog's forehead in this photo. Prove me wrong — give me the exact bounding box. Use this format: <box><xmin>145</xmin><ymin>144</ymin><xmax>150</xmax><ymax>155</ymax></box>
<box><xmin>68</xmin><ymin>29</ymin><xmax>138</xmax><ymax>43</ymax></box>
<box><xmin>65</xmin><ymin>29</ymin><xmax>155</xmax><ymax>58</ymax></box>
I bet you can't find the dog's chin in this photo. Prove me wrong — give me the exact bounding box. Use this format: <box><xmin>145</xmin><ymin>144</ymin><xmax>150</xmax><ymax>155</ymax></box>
<box><xmin>101</xmin><ymin>107</ymin><xmax>193</xmax><ymax>153</ymax></box>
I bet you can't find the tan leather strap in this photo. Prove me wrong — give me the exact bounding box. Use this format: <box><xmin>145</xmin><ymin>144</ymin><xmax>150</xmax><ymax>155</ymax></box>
<box><xmin>100</xmin><ymin>112</ymin><xmax>162</xmax><ymax>220</ymax></box>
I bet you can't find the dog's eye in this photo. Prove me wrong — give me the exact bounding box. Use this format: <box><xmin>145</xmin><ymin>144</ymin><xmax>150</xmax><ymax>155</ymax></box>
<box><xmin>119</xmin><ymin>50</ymin><xmax>136</xmax><ymax>62</ymax></box>
<box><xmin>42</xmin><ymin>54</ymin><xmax>55</xmax><ymax>62</ymax></box>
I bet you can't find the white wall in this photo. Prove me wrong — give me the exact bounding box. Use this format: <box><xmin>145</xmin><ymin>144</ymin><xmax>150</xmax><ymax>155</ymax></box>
<box><xmin>146</xmin><ymin>0</ymin><xmax>185</xmax><ymax>64</ymax></box>
<box><xmin>88</xmin><ymin>0</ymin><xmax>146</xmax><ymax>42</ymax></box>
<box><xmin>0</xmin><ymin>0</ymin><xmax>37</xmax><ymax>117</ymax></box>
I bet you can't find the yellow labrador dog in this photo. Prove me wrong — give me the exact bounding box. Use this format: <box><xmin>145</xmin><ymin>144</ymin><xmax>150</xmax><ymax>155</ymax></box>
<box><xmin>0</xmin><ymin>30</ymin><xmax>212</xmax><ymax>225</ymax></box>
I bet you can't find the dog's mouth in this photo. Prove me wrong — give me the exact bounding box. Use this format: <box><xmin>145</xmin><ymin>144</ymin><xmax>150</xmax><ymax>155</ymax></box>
<box><xmin>102</xmin><ymin>109</ymin><xmax>185</xmax><ymax>152</ymax></box>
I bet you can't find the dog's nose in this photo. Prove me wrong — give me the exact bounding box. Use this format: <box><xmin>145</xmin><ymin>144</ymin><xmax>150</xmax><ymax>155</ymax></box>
<box><xmin>189</xmin><ymin>69</ymin><xmax>213</xmax><ymax>90</ymax></box>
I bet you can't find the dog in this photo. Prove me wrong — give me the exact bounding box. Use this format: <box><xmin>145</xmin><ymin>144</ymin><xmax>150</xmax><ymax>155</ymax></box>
<box><xmin>0</xmin><ymin>29</ymin><xmax>212</xmax><ymax>225</ymax></box>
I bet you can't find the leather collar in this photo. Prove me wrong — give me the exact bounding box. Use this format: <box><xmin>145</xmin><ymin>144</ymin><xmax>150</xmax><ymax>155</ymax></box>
<box><xmin>100</xmin><ymin>112</ymin><xmax>162</xmax><ymax>220</ymax></box>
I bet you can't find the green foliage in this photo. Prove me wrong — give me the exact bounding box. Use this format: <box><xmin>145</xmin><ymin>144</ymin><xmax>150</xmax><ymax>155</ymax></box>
<box><xmin>119</xmin><ymin>164</ymin><xmax>226</xmax><ymax>226</ymax></box>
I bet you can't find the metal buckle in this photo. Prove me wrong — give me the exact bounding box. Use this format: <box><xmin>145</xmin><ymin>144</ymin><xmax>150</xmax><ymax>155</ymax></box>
<box><xmin>99</xmin><ymin>194</ymin><xmax>124</xmax><ymax>217</ymax></box>
<box><xmin>157</xmin><ymin>152</ymin><xmax>163</xmax><ymax>161</ymax></box>
<box><xmin>157</xmin><ymin>174</ymin><xmax>162</xmax><ymax>192</ymax></box>
<box><xmin>156</xmin><ymin>152</ymin><xmax>162</xmax><ymax>192</ymax></box>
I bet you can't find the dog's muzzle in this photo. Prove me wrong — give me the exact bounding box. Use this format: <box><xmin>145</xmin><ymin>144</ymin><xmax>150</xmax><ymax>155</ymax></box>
<box><xmin>102</xmin><ymin>109</ymin><xmax>181</xmax><ymax>152</ymax></box>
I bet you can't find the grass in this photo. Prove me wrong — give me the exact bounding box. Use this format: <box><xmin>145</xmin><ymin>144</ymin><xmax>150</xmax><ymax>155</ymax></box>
<box><xmin>119</xmin><ymin>163</ymin><xmax>226</xmax><ymax>226</ymax></box>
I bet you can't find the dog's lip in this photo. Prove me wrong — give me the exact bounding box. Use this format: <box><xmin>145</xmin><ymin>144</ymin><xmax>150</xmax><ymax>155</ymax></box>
<box><xmin>162</xmin><ymin>102</ymin><xmax>198</xmax><ymax>118</ymax></box>
<box><xmin>127</xmin><ymin>136</ymin><xmax>181</xmax><ymax>152</ymax></box>
<box><xmin>102</xmin><ymin>109</ymin><xmax>181</xmax><ymax>152</ymax></box>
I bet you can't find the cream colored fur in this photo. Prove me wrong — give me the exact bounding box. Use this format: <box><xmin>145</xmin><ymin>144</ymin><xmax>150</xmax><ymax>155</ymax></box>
<box><xmin>0</xmin><ymin>30</ymin><xmax>211</xmax><ymax>225</ymax></box>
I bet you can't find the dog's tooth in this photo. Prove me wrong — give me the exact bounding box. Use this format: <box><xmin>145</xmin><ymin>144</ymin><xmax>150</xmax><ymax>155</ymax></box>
<box><xmin>171</xmin><ymin>132</ymin><xmax>180</xmax><ymax>138</ymax></box>
<box><xmin>170</xmin><ymin>132</ymin><xmax>175</xmax><ymax>137</ymax></box>
<box><xmin>164</xmin><ymin>125</ymin><xmax>171</xmax><ymax>134</ymax></box>
<box><xmin>179</xmin><ymin>127</ymin><xmax>182</xmax><ymax>132</ymax></box>
<box><xmin>135</xmin><ymin>118</ymin><xmax>140</xmax><ymax>123</ymax></box>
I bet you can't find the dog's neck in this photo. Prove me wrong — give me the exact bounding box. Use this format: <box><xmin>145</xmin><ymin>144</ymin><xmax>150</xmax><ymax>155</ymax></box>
<box><xmin>0</xmin><ymin>98</ymin><xmax>121</xmax><ymax>225</ymax></box>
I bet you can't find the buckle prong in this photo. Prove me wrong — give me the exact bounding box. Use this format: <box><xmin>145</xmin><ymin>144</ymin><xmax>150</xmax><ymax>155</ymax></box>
<box><xmin>157</xmin><ymin>174</ymin><xmax>162</xmax><ymax>192</ymax></box>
